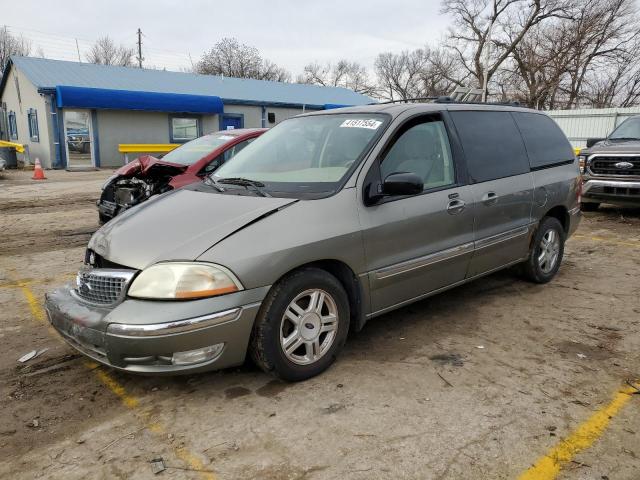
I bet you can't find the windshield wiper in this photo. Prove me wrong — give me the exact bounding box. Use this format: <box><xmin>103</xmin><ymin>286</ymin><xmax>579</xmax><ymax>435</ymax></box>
<box><xmin>609</xmin><ymin>137</ymin><xmax>640</xmax><ymax>141</ymax></box>
<box><xmin>218</xmin><ymin>177</ymin><xmax>271</xmax><ymax>197</ymax></box>
<box><xmin>202</xmin><ymin>175</ymin><xmax>225</xmax><ymax>192</ymax></box>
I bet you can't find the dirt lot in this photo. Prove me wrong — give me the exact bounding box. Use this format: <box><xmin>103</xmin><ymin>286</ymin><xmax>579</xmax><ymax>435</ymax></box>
<box><xmin>1</xmin><ymin>169</ymin><xmax>639</xmax><ymax>479</ymax></box>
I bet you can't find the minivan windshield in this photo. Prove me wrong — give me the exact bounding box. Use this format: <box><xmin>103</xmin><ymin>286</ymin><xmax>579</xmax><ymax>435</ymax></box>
<box><xmin>161</xmin><ymin>132</ymin><xmax>238</xmax><ymax>165</ymax></box>
<box><xmin>213</xmin><ymin>114</ymin><xmax>387</xmax><ymax>197</ymax></box>
<box><xmin>609</xmin><ymin>117</ymin><xmax>640</xmax><ymax>141</ymax></box>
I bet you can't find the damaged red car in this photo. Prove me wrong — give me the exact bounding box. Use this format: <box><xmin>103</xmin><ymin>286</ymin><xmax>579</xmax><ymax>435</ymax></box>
<box><xmin>98</xmin><ymin>128</ymin><xmax>266</xmax><ymax>222</ymax></box>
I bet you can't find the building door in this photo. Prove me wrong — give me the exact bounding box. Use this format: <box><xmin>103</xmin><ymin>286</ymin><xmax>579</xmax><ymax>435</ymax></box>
<box><xmin>221</xmin><ymin>114</ymin><xmax>243</xmax><ymax>130</ymax></box>
<box><xmin>63</xmin><ymin>109</ymin><xmax>95</xmax><ymax>169</ymax></box>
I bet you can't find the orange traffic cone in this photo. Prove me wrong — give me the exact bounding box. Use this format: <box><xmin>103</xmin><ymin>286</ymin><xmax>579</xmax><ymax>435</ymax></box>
<box><xmin>32</xmin><ymin>158</ymin><xmax>46</xmax><ymax>180</ymax></box>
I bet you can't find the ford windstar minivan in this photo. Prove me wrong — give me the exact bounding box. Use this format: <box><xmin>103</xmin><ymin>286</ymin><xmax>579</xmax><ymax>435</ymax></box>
<box><xmin>45</xmin><ymin>102</ymin><xmax>581</xmax><ymax>381</ymax></box>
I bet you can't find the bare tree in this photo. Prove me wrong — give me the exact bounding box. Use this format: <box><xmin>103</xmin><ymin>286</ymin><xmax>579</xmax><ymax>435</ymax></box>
<box><xmin>374</xmin><ymin>46</ymin><xmax>464</xmax><ymax>100</ymax></box>
<box><xmin>560</xmin><ymin>0</ymin><xmax>639</xmax><ymax>108</ymax></box>
<box><xmin>197</xmin><ymin>37</ymin><xmax>291</xmax><ymax>82</ymax></box>
<box><xmin>86</xmin><ymin>36</ymin><xmax>134</xmax><ymax>66</ymax></box>
<box><xmin>496</xmin><ymin>0</ymin><xmax>640</xmax><ymax>108</ymax></box>
<box><xmin>374</xmin><ymin>49</ymin><xmax>429</xmax><ymax>100</ymax></box>
<box><xmin>298</xmin><ymin>60</ymin><xmax>377</xmax><ymax>96</ymax></box>
<box><xmin>0</xmin><ymin>27</ymin><xmax>31</xmax><ymax>76</ymax></box>
<box><xmin>441</xmin><ymin>0</ymin><xmax>570</xmax><ymax>97</ymax></box>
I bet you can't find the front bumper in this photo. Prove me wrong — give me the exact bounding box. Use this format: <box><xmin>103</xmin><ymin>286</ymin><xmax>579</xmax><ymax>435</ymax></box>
<box><xmin>44</xmin><ymin>285</ymin><xmax>270</xmax><ymax>375</ymax></box>
<box><xmin>567</xmin><ymin>204</ymin><xmax>581</xmax><ymax>238</ymax></box>
<box><xmin>97</xmin><ymin>199</ymin><xmax>118</xmax><ymax>221</ymax></box>
<box><xmin>582</xmin><ymin>178</ymin><xmax>640</xmax><ymax>205</ymax></box>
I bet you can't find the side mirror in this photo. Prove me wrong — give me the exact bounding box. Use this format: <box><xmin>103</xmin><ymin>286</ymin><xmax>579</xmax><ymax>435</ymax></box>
<box><xmin>383</xmin><ymin>172</ymin><xmax>423</xmax><ymax>196</ymax></box>
<box><xmin>586</xmin><ymin>138</ymin><xmax>605</xmax><ymax>148</ymax></box>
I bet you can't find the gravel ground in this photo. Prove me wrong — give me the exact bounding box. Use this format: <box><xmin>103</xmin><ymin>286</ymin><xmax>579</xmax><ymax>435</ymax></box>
<box><xmin>0</xmin><ymin>168</ymin><xmax>639</xmax><ymax>479</ymax></box>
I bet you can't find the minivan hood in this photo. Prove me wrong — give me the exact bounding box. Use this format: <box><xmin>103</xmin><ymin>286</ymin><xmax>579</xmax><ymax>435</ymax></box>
<box><xmin>89</xmin><ymin>188</ymin><xmax>297</xmax><ymax>270</ymax></box>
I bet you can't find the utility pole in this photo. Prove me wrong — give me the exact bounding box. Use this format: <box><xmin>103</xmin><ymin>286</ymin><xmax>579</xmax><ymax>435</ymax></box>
<box><xmin>75</xmin><ymin>39</ymin><xmax>82</xmax><ymax>62</ymax></box>
<box><xmin>136</xmin><ymin>28</ymin><xmax>144</xmax><ymax>68</ymax></box>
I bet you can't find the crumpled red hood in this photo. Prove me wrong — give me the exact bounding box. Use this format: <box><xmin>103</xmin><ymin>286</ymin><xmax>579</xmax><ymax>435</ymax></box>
<box><xmin>113</xmin><ymin>155</ymin><xmax>188</xmax><ymax>177</ymax></box>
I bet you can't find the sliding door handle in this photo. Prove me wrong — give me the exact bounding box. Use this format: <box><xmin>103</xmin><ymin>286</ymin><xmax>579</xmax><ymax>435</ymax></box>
<box><xmin>447</xmin><ymin>199</ymin><xmax>466</xmax><ymax>215</ymax></box>
<box><xmin>482</xmin><ymin>191</ymin><xmax>498</xmax><ymax>205</ymax></box>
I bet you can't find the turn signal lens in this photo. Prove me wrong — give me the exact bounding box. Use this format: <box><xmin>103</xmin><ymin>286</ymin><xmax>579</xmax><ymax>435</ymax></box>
<box><xmin>578</xmin><ymin>155</ymin><xmax>587</xmax><ymax>174</ymax></box>
<box><xmin>128</xmin><ymin>262</ymin><xmax>242</xmax><ymax>300</ymax></box>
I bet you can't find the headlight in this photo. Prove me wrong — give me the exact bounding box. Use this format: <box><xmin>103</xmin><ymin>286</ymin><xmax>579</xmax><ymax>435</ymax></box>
<box><xmin>578</xmin><ymin>155</ymin><xmax>587</xmax><ymax>174</ymax></box>
<box><xmin>128</xmin><ymin>262</ymin><xmax>243</xmax><ymax>300</ymax></box>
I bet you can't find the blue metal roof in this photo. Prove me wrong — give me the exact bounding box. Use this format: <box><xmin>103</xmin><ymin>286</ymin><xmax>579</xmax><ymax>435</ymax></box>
<box><xmin>6</xmin><ymin>56</ymin><xmax>373</xmax><ymax>109</ymax></box>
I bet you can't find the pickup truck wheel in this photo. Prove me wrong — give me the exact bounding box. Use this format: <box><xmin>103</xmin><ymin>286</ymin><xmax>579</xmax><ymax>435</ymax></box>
<box><xmin>580</xmin><ymin>202</ymin><xmax>600</xmax><ymax>212</ymax></box>
<box><xmin>521</xmin><ymin>216</ymin><xmax>565</xmax><ymax>284</ymax></box>
<box><xmin>250</xmin><ymin>268</ymin><xmax>349</xmax><ymax>382</ymax></box>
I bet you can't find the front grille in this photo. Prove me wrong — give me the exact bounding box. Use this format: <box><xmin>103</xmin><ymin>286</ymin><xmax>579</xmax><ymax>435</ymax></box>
<box><xmin>588</xmin><ymin>185</ymin><xmax>640</xmax><ymax>197</ymax></box>
<box><xmin>75</xmin><ymin>269</ymin><xmax>136</xmax><ymax>305</ymax></box>
<box><xmin>589</xmin><ymin>156</ymin><xmax>640</xmax><ymax>176</ymax></box>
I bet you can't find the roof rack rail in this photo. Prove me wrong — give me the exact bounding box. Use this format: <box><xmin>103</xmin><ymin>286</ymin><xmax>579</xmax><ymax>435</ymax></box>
<box><xmin>369</xmin><ymin>97</ymin><xmax>440</xmax><ymax>105</ymax></box>
<box><xmin>435</xmin><ymin>97</ymin><xmax>521</xmax><ymax>107</ymax></box>
<box><xmin>370</xmin><ymin>96</ymin><xmax>521</xmax><ymax>107</ymax></box>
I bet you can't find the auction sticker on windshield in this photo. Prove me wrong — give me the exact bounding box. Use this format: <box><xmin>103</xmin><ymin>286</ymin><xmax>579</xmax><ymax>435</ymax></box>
<box><xmin>340</xmin><ymin>119</ymin><xmax>383</xmax><ymax>129</ymax></box>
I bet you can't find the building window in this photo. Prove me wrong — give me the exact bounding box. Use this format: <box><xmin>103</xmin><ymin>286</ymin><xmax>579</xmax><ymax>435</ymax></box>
<box><xmin>8</xmin><ymin>111</ymin><xmax>18</xmax><ymax>140</ymax></box>
<box><xmin>27</xmin><ymin>109</ymin><xmax>39</xmax><ymax>142</ymax></box>
<box><xmin>170</xmin><ymin>116</ymin><xmax>200</xmax><ymax>143</ymax></box>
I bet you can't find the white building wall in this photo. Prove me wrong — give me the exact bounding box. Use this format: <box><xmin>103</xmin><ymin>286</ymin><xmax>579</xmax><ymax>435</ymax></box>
<box><xmin>0</xmin><ymin>65</ymin><xmax>53</xmax><ymax>167</ymax></box>
<box><xmin>222</xmin><ymin>104</ymin><xmax>319</xmax><ymax>130</ymax></box>
<box><xmin>548</xmin><ymin>107</ymin><xmax>640</xmax><ymax>148</ymax></box>
<box><xmin>95</xmin><ymin>110</ymin><xmax>218</xmax><ymax>167</ymax></box>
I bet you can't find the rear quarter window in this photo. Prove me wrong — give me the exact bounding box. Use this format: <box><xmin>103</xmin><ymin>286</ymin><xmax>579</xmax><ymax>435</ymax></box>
<box><xmin>450</xmin><ymin>111</ymin><xmax>530</xmax><ymax>183</ymax></box>
<box><xmin>512</xmin><ymin>112</ymin><xmax>574</xmax><ymax>169</ymax></box>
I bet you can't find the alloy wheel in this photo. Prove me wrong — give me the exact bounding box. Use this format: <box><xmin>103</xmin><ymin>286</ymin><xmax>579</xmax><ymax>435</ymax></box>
<box><xmin>280</xmin><ymin>289</ymin><xmax>339</xmax><ymax>365</ymax></box>
<box><xmin>538</xmin><ymin>229</ymin><xmax>560</xmax><ymax>274</ymax></box>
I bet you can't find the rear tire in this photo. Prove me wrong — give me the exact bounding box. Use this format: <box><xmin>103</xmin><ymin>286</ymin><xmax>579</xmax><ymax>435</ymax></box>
<box><xmin>581</xmin><ymin>202</ymin><xmax>600</xmax><ymax>212</ymax></box>
<box><xmin>250</xmin><ymin>268</ymin><xmax>350</xmax><ymax>382</ymax></box>
<box><xmin>521</xmin><ymin>216</ymin><xmax>565</xmax><ymax>284</ymax></box>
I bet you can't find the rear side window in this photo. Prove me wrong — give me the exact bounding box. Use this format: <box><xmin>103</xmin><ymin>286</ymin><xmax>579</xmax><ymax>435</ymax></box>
<box><xmin>450</xmin><ymin>111</ymin><xmax>529</xmax><ymax>183</ymax></box>
<box><xmin>512</xmin><ymin>112</ymin><xmax>574</xmax><ymax>169</ymax></box>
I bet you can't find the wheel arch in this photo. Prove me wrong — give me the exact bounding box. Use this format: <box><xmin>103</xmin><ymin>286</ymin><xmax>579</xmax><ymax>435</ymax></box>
<box><xmin>542</xmin><ymin>205</ymin><xmax>569</xmax><ymax>234</ymax></box>
<box><xmin>273</xmin><ymin>259</ymin><xmax>367</xmax><ymax>333</ymax></box>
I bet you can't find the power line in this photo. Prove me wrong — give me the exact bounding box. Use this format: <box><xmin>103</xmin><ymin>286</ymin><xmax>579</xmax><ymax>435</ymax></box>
<box><xmin>4</xmin><ymin>25</ymin><xmax>192</xmax><ymax>72</ymax></box>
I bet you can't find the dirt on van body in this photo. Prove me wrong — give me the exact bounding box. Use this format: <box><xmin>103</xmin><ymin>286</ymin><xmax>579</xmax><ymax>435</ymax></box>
<box><xmin>1</xmin><ymin>168</ymin><xmax>639</xmax><ymax>479</ymax></box>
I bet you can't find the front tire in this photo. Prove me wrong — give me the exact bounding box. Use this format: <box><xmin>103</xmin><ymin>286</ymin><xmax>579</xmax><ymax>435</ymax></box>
<box><xmin>521</xmin><ymin>216</ymin><xmax>565</xmax><ymax>284</ymax></box>
<box><xmin>250</xmin><ymin>268</ymin><xmax>350</xmax><ymax>381</ymax></box>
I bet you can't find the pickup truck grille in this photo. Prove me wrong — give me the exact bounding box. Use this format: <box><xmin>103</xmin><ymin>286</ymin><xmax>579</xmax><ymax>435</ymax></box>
<box><xmin>589</xmin><ymin>156</ymin><xmax>640</xmax><ymax>176</ymax></box>
<box><xmin>75</xmin><ymin>269</ymin><xmax>136</xmax><ymax>305</ymax></box>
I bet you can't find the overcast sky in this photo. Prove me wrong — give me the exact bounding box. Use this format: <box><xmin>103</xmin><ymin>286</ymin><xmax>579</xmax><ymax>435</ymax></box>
<box><xmin>2</xmin><ymin>0</ymin><xmax>449</xmax><ymax>74</ymax></box>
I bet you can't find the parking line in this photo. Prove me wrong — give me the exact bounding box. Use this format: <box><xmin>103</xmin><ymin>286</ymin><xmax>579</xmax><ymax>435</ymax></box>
<box><xmin>16</xmin><ymin>280</ymin><xmax>216</xmax><ymax>480</ymax></box>
<box><xmin>518</xmin><ymin>380</ymin><xmax>639</xmax><ymax>480</ymax></box>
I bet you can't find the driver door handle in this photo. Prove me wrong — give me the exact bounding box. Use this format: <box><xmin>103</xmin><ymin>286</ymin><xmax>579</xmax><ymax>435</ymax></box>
<box><xmin>482</xmin><ymin>191</ymin><xmax>498</xmax><ymax>205</ymax></box>
<box><xmin>447</xmin><ymin>199</ymin><xmax>466</xmax><ymax>215</ymax></box>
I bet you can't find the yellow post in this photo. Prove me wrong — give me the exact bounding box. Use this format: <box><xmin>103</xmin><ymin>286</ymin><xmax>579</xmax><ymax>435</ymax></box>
<box><xmin>118</xmin><ymin>144</ymin><xmax>180</xmax><ymax>164</ymax></box>
<box><xmin>0</xmin><ymin>140</ymin><xmax>25</xmax><ymax>153</ymax></box>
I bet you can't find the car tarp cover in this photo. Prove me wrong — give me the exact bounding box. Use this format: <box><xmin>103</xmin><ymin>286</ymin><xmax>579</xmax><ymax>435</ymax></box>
<box><xmin>55</xmin><ymin>86</ymin><xmax>224</xmax><ymax>114</ymax></box>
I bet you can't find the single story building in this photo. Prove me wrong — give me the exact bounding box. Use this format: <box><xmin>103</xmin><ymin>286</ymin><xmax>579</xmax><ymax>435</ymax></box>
<box><xmin>0</xmin><ymin>56</ymin><xmax>372</xmax><ymax>169</ymax></box>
